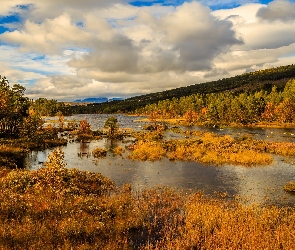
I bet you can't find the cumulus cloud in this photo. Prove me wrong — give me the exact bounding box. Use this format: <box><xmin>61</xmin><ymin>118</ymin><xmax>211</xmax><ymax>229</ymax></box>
<box><xmin>157</xmin><ymin>2</ymin><xmax>242</xmax><ymax>71</ymax></box>
<box><xmin>0</xmin><ymin>14</ymin><xmax>92</xmax><ymax>54</ymax></box>
<box><xmin>257</xmin><ymin>0</ymin><xmax>295</xmax><ymax>21</ymax></box>
<box><xmin>213</xmin><ymin>2</ymin><xmax>295</xmax><ymax>74</ymax></box>
<box><xmin>69</xmin><ymin>35</ymin><xmax>140</xmax><ymax>73</ymax></box>
<box><xmin>68</xmin><ymin>1</ymin><xmax>242</xmax><ymax>78</ymax></box>
<box><xmin>1</xmin><ymin>0</ymin><xmax>295</xmax><ymax>101</ymax></box>
<box><xmin>0</xmin><ymin>0</ymin><xmax>123</xmax><ymax>21</ymax></box>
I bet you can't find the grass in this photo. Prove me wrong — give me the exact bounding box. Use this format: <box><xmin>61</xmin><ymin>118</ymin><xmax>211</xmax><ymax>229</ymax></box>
<box><xmin>283</xmin><ymin>181</ymin><xmax>295</xmax><ymax>192</ymax></box>
<box><xmin>128</xmin><ymin>132</ymin><xmax>273</xmax><ymax>166</ymax></box>
<box><xmin>0</xmin><ymin>149</ymin><xmax>295</xmax><ymax>249</ymax></box>
<box><xmin>92</xmin><ymin>147</ymin><xmax>107</xmax><ymax>158</ymax></box>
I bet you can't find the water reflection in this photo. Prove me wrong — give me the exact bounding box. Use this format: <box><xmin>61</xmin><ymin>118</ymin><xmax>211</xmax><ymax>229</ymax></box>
<box><xmin>78</xmin><ymin>142</ymin><xmax>91</xmax><ymax>158</ymax></box>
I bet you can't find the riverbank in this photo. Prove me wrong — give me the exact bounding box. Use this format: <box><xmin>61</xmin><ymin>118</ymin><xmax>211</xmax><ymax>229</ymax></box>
<box><xmin>135</xmin><ymin>117</ymin><xmax>295</xmax><ymax>129</ymax></box>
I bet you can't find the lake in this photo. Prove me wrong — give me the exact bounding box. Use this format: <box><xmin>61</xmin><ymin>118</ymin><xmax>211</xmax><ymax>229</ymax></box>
<box><xmin>25</xmin><ymin>114</ymin><xmax>295</xmax><ymax>206</ymax></box>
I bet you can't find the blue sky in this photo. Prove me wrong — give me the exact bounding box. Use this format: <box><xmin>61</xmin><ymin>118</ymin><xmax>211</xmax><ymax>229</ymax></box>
<box><xmin>0</xmin><ymin>0</ymin><xmax>295</xmax><ymax>101</ymax></box>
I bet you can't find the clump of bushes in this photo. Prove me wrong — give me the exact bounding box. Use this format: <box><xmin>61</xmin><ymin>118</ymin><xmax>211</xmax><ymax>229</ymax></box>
<box><xmin>127</xmin><ymin>132</ymin><xmax>273</xmax><ymax>166</ymax></box>
<box><xmin>113</xmin><ymin>146</ymin><xmax>125</xmax><ymax>156</ymax></box>
<box><xmin>128</xmin><ymin>140</ymin><xmax>166</xmax><ymax>161</ymax></box>
<box><xmin>92</xmin><ymin>147</ymin><xmax>107</xmax><ymax>158</ymax></box>
<box><xmin>283</xmin><ymin>181</ymin><xmax>295</xmax><ymax>192</ymax></box>
<box><xmin>0</xmin><ymin>148</ymin><xmax>114</xmax><ymax>195</ymax></box>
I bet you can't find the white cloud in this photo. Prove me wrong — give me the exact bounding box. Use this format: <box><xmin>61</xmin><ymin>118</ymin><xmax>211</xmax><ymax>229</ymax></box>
<box><xmin>1</xmin><ymin>0</ymin><xmax>295</xmax><ymax>101</ymax></box>
<box><xmin>257</xmin><ymin>0</ymin><xmax>295</xmax><ymax>21</ymax></box>
<box><xmin>0</xmin><ymin>14</ymin><xmax>92</xmax><ymax>54</ymax></box>
<box><xmin>213</xmin><ymin>1</ymin><xmax>295</xmax><ymax>74</ymax></box>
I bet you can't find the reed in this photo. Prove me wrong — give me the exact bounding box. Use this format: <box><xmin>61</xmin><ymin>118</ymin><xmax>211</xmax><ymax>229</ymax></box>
<box><xmin>0</xmin><ymin>160</ymin><xmax>295</xmax><ymax>249</ymax></box>
<box><xmin>128</xmin><ymin>132</ymin><xmax>273</xmax><ymax>166</ymax></box>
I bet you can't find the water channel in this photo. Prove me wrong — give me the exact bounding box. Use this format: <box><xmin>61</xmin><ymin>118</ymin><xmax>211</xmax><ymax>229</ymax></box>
<box><xmin>25</xmin><ymin>114</ymin><xmax>295</xmax><ymax>207</ymax></box>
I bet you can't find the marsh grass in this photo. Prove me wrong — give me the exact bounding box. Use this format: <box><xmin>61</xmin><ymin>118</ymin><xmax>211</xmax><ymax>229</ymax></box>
<box><xmin>113</xmin><ymin>146</ymin><xmax>125</xmax><ymax>156</ymax></box>
<box><xmin>0</xmin><ymin>152</ymin><xmax>295</xmax><ymax>249</ymax></box>
<box><xmin>128</xmin><ymin>131</ymin><xmax>273</xmax><ymax>166</ymax></box>
<box><xmin>283</xmin><ymin>181</ymin><xmax>295</xmax><ymax>192</ymax></box>
<box><xmin>92</xmin><ymin>147</ymin><xmax>107</xmax><ymax>158</ymax></box>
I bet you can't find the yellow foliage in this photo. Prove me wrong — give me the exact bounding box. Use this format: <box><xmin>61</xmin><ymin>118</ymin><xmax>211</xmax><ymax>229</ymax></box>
<box><xmin>113</xmin><ymin>146</ymin><xmax>125</xmax><ymax>156</ymax></box>
<box><xmin>92</xmin><ymin>147</ymin><xmax>107</xmax><ymax>158</ymax></box>
<box><xmin>128</xmin><ymin>140</ymin><xmax>166</xmax><ymax>161</ymax></box>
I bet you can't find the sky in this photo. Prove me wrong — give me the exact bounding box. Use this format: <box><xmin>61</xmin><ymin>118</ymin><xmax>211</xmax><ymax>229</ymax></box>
<box><xmin>0</xmin><ymin>0</ymin><xmax>295</xmax><ymax>101</ymax></box>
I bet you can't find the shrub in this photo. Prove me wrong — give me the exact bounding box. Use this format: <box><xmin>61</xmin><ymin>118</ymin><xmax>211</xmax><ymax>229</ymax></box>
<box><xmin>283</xmin><ymin>181</ymin><xmax>295</xmax><ymax>192</ymax></box>
<box><xmin>92</xmin><ymin>147</ymin><xmax>107</xmax><ymax>158</ymax></box>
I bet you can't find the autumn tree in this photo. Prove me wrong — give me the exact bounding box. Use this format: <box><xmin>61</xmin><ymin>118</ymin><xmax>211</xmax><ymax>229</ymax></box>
<box><xmin>0</xmin><ymin>76</ymin><xmax>30</xmax><ymax>137</ymax></box>
<box><xmin>79</xmin><ymin>119</ymin><xmax>91</xmax><ymax>133</ymax></box>
<box><xmin>104</xmin><ymin>116</ymin><xmax>118</xmax><ymax>138</ymax></box>
<box><xmin>274</xmin><ymin>98</ymin><xmax>295</xmax><ymax>123</ymax></box>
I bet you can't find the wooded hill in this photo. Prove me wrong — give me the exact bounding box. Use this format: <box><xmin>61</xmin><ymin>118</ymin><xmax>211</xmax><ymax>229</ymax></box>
<box><xmin>70</xmin><ymin>64</ymin><xmax>295</xmax><ymax>114</ymax></box>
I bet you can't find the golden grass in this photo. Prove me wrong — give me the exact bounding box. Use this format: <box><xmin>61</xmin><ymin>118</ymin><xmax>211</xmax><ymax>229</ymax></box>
<box><xmin>0</xmin><ymin>144</ymin><xmax>27</xmax><ymax>156</ymax></box>
<box><xmin>92</xmin><ymin>147</ymin><xmax>107</xmax><ymax>158</ymax></box>
<box><xmin>283</xmin><ymin>181</ymin><xmax>295</xmax><ymax>192</ymax></box>
<box><xmin>113</xmin><ymin>146</ymin><xmax>125</xmax><ymax>156</ymax></box>
<box><xmin>128</xmin><ymin>132</ymin><xmax>273</xmax><ymax>166</ymax></box>
<box><xmin>128</xmin><ymin>140</ymin><xmax>166</xmax><ymax>161</ymax></box>
<box><xmin>1</xmin><ymin>158</ymin><xmax>295</xmax><ymax>250</ymax></box>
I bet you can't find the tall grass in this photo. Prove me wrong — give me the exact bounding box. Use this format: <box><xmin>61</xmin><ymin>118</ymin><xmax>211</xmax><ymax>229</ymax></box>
<box><xmin>1</xmin><ymin>155</ymin><xmax>295</xmax><ymax>249</ymax></box>
<box><xmin>128</xmin><ymin>132</ymin><xmax>273</xmax><ymax>166</ymax></box>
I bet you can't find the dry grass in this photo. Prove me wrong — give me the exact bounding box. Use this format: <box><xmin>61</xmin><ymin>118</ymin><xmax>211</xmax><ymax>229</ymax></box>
<box><xmin>92</xmin><ymin>147</ymin><xmax>107</xmax><ymax>158</ymax></box>
<box><xmin>0</xmin><ymin>158</ymin><xmax>295</xmax><ymax>250</ymax></box>
<box><xmin>113</xmin><ymin>146</ymin><xmax>125</xmax><ymax>156</ymax></box>
<box><xmin>284</xmin><ymin>181</ymin><xmax>295</xmax><ymax>192</ymax></box>
<box><xmin>128</xmin><ymin>141</ymin><xmax>166</xmax><ymax>161</ymax></box>
<box><xmin>128</xmin><ymin>132</ymin><xmax>273</xmax><ymax>166</ymax></box>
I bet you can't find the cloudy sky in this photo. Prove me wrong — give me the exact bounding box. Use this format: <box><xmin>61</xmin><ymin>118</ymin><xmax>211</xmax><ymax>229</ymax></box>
<box><xmin>0</xmin><ymin>0</ymin><xmax>295</xmax><ymax>101</ymax></box>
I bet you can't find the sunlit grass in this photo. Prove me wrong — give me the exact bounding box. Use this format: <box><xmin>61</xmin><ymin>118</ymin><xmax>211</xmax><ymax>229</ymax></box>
<box><xmin>128</xmin><ymin>132</ymin><xmax>273</xmax><ymax>166</ymax></box>
<box><xmin>0</xmin><ymin>151</ymin><xmax>295</xmax><ymax>249</ymax></box>
<box><xmin>92</xmin><ymin>147</ymin><xmax>107</xmax><ymax>158</ymax></box>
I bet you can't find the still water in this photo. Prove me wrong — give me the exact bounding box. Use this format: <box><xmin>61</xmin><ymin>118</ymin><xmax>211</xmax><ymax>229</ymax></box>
<box><xmin>25</xmin><ymin>114</ymin><xmax>295</xmax><ymax>206</ymax></box>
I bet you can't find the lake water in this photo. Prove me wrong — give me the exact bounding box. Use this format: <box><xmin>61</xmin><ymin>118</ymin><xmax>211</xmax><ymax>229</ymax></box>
<box><xmin>25</xmin><ymin>114</ymin><xmax>295</xmax><ymax>207</ymax></box>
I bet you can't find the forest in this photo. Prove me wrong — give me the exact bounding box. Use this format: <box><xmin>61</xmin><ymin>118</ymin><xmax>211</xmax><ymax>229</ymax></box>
<box><xmin>137</xmin><ymin>79</ymin><xmax>295</xmax><ymax>127</ymax></box>
<box><xmin>70</xmin><ymin>64</ymin><xmax>295</xmax><ymax>114</ymax></box>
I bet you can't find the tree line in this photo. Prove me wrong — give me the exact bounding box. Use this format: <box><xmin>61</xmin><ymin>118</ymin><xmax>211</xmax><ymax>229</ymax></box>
<box><xmin>69</xmin><ymin>64</ymin><xmax>295</xmax><ymax>114</ymax></box>
<box><xmin>136</xmin><ymin>79</ymin><xmax>295</xmax><ymax>127</ymax></box>
<box><xmin>0</xmin><ymin>76</ymin><xmax>71</xmax><ymax>138</ymax></box>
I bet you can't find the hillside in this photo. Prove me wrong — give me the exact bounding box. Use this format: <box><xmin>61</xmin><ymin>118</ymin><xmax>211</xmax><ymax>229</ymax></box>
<box><xmin>70</xmin><ymin>64</ymin><xmax>295</xmax><ymax>114</ymax></box>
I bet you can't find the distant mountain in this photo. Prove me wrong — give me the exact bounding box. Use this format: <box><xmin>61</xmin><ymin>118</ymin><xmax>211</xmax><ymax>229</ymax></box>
<box><xmin>108</xmin><ymin>97</ymin><xmax>124</xmax><ymax>102</ymax></box>
<box><xmin>74</xmin><ymin>97</ymin><xmax>108</xmax><ymax>103</ymax></box>
<box><xmin>74</xmin><ymin>97</ymin><xmax>124</xmax><ymax>103</ymax></box>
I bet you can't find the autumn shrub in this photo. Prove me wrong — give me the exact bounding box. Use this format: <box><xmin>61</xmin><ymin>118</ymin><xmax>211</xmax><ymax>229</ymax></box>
<box><xmin>113</xmin><ymin>146</ymin><xmax>125</xmax><ymax>156</ymax></box>
<box><xmin>128</xmin><ymin>140</ymin><xmax>166</xmax><ymax>161</ymax></box>
<box><xmin>283</xmin><ymin>181</ymin><xmax>295</xmax><ymax>192</ymax></box>
<box><xmin>92</xmin><ymin>147</ymin><xmax>107</xmax><ymax>158</ymax></box>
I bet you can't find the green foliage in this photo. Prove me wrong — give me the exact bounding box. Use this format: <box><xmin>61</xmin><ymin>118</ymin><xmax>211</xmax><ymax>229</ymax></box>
<box><xmin>137</xmin><ymin>78</ymin><xmax>295</xmax><ymax>127</ymax></box>
<box><xmin>0</xmin><ymin>76</ymin><xmax>30</xmax><ymax>137</ymax></box>
<box><xmin>29</xmin><ymin>98</ymin><xmax>71</xmax><ymax>117</ymax></box>
<box><xmin>104</xmin><ymin>116</ymin><xmax>118</xmax><ymax>138</ymax></box>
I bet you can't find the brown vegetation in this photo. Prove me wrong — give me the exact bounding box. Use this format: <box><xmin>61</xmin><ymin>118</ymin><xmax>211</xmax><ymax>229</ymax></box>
<box><xmin>92</xmin><ymin>147</ymin><xmax>107</xmax><ymax>158</ymax></box>
<box><xmin>128</xmin><ymin>131</ymin><xmax>274</xmax><ymax>166</ymax></box>
<box><xmin>0</xmin><ymin>149</ymin><xmax>295</xmax><ymax>249</ymax></box>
